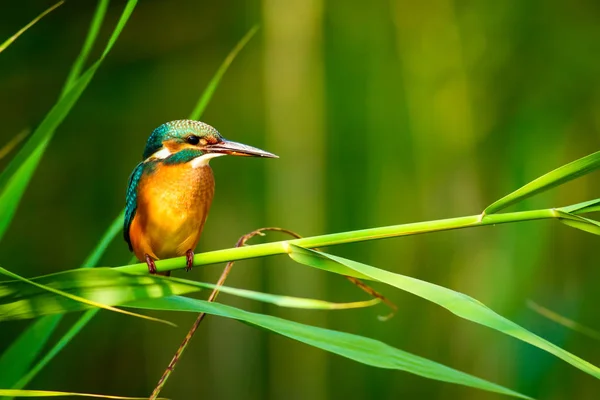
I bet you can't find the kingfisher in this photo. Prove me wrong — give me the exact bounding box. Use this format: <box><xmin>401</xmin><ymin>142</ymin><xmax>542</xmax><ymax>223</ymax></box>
<box><xmin>124</xmin><ymin>119</ymin><xmax>277</xmax><ymax>275</ymax></box>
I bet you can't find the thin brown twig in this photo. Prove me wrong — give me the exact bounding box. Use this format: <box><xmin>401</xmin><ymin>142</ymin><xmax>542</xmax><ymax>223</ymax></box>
<box><xmin>149</xmin><ymin>227</ymin><xmax>396</xmax><ymax>399</ymax></box>
<box><xmin>149</xmin><ymin>228</ymin><xmax>281</xmax><ymax>399</ymax></box>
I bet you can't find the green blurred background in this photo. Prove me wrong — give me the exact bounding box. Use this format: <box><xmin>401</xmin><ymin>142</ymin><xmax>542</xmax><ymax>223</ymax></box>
<box><xmin>1</xmin><ymin>0</ymin><xmax>600</xmax><ymax>398</ymax></box>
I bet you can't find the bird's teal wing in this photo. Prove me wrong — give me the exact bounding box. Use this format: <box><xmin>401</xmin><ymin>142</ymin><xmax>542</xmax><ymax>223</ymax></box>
<box><xmin>124</xmin><ymin>162</ymin><xmax>145</xmax><ymax>251</ymax></box>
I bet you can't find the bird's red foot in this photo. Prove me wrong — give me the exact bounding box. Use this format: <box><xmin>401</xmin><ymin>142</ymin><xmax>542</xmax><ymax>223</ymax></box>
<box><xmin>185</xmin><ymin>249</ymin><xmax>194</xmax><ymax>272</ymax></box>
<box><xmin>145</xmin><ymin>254</ymin><xmax>157</xmax><ymax>274</ymax></box>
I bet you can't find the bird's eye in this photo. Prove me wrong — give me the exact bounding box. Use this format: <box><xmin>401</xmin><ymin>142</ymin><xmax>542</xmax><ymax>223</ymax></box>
<box><xmin>186</xmin><ymin>135</ymin><xmax>200</xmax><ymax>145</ymax></box>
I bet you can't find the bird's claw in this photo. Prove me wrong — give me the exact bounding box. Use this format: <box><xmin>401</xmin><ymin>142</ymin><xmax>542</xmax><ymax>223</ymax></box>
<box><xmin>145</xmin><ymin>254</ymin><xmax>157</xmax><ymax>274</ymax></box>
<box><xmin>185</xmin><ymin>249</ymin><xmax>194</xmax><ymax>272</ymax></box>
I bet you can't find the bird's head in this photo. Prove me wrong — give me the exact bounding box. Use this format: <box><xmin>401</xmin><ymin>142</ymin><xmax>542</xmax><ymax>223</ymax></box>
<box><xmin>142</xmin><ymin>120</ymin><xmax>277</xmax><ymax>165</ymax></box>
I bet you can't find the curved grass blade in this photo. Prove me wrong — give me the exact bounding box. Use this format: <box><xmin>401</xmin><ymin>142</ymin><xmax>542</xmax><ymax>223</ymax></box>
<box><xmin>0</xmin><ymin>0</ymin><xmax>137</xmax><ymax>243</ymax></box>
<box><xmin>287</xmin><ymin>245</ymin><xmax>600</xmax><ymax>379</ymax></box>
<box><xmin>527</xmin><ymin>301</ymin><xmax>600</xmax><ymax>341</ymax></box>
<box><xmin>0</xmin><ymin>389</ymin><xmax>166</xmax><ymax>399</ymax></box>
<box><xmin>554</xmin><ymin>209</ymin><xmax>600</xmax><ymax>236</ymax></box>
<box><xmin>0</xmin><ymin>130</ymin><xmax>29</xmax><ymax>161</ymax></box>
<box><xmin>559</xmin><ymin>198</ymin><xmax>600</xmax><ymax>215</ymax></box>
<box><xmin>484</xmin><ymin>150</ymin><xmax>600</xmax><ymax>215</ymax></box>
<box><xmin>0</xmin><ymin>266</ymin><xmax>172</xmax><ymax>326</ymax></box>
<box><xmin>0</xmin><ymin>267</ymin><xmax>378</xmax><ymax>321</ymax></box>
<box><xmin>0</xmin><ymin>316</ymin><xmax>61</xmax><ymax>388</ymax></box>
<box><xmin>0</xmin><ymin>1</ymin><xmax>64</xmax><ymax>54</ymax></box>
<box><xmin>189</xmin><ymin>25</ymin><xmax>259</xmax><ymax>120</ymax></box>
<box><xmin>61</xmin><ymin>0</ymin><xmax>110</xmax><ymax>96</ymax></box>
<box><xmin>128</xmin><ymin>296</ymin><xmax>530</xmax><ymax>399</ymax></box>
<box><xmin>168</xmin><ymin>276</ymin><xmax>380</xmax><ymax>310</ymax></box>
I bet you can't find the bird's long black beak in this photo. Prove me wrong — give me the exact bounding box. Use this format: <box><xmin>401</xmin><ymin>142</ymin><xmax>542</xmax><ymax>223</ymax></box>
<box><xmin>208</xmin><ymin>139</ymin><xmax>278</xmax><ymax>158</ymax></box>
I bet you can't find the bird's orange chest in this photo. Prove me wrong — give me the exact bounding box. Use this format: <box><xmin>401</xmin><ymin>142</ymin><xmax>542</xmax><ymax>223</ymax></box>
<box><xmin>131</xmin><ymin>163</ymin><xmax>215</xmax><ymax>260</ymax></box>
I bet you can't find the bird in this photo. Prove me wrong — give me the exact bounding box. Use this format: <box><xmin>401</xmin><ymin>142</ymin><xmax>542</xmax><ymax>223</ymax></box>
<box><xmin>124</xmin><ymin>119</ymin><xmax>277</xmax><ymax>275</ymax></box>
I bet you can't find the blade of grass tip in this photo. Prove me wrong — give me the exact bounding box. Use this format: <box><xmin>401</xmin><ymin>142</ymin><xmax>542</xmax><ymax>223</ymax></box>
<box><xmin>188</xmin><ymin>25</ymin><xmax>259</xmax><ymax>120</ymax></box>
<box><xmin>559</xmin><ymin>198</ymin><xmax>600</xmax><ymax>215</ymax></box>
<box><xmin>553</xmin><ymin>210</ymin><xmax>600</xmax><ymax>236</ymax></box>
<box><xmin>0</xmin><ymin>0</ymin><xmax>137</xmax><ymax>243</ymax></box>
<box><xmin>527</xmin><ymin>300</ymin><xmax>600</xmax><ymax>341</ymax></box>
<box><xmin>484</xmin><ymin>150</ymin><xmax>600</xmax><ymax>215</ymax></box>
<box><xmin>165</xmin><ymin>276</ymin><xmax>380</xmax><ymax>310</ymax></box>
<box><xmin>0</xmin><ymin>389</ymin><xmax>167</xmax><ymax>399</ymax></box>
<box><xmin>0</xmin><ymin>266</ymin><xmax>174</xmax><ymax>326</ymax></box>
<box><xmin>286</xmin><ymin>245</ymin><xmax>600</xmax><ymax>379</ymax></box>
<box><xmin>0</xmin><ymin>130</ymin><xmax>29</xmax><ymax>161</ymax></box>
<box><xmin>130</xmin><ymin>297</ymin><xmax>530</xmax><ymax>399</ymax></box>
<box><xmin>0</xmin><ymin>1</ymin><xmax>64</xmax><ymax>54</ymax></box>
<box><xmin>61</xmin><ymin>0</ymin><xmax>110</xmax><ymax>96</ymax></box>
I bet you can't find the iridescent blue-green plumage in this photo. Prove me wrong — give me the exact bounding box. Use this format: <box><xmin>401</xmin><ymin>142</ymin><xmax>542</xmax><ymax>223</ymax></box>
<box><xmin>124</xmin><ymin>162</ymin><xmax>144</xmax><ymax>251</ymax></box>
<box><xmin>163</xmin><ymin>148</ymin><xmax>205</xmax><ymax>165</ymax></box>
<box><xmin>143</xmin><ymin>120</ymin><xmax>221</xmax><ymax>159</ymax></box>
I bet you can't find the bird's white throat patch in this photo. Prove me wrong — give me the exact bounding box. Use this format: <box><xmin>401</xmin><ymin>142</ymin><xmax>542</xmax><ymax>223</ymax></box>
<box><xmin>150</xmin><ymin>147</ymin><xmax>172</xmax><ymax>159</ymax></box>
<box><xmin>149</xmin><ymin>147</ymin><xmax>224</xmax><ymax>168</ymax></box>
<box><xmin>190</xmin><ymin>153</ymin><xmax>226</xmax><ymax>168</ymax></box>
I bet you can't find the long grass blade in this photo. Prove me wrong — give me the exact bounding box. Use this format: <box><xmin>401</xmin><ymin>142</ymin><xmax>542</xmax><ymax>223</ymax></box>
<box><xmin>0</xmin><ymin>267</ymin><xmax>377</xmax><ymax>321</ymax></box>
<box><xmin>554</xmin><ymin>210</ymin><xmax>600</xmax><ymax>235</ymax></box>
<box><xmin>559</xmin><ymin>198</ymin><xmax>600</xmax><ymax>215</ymax></box>
<box><xmin>0</xmin><ymin>1</ymin><xmax>64</xmax><ymax>54</ymax></box>
<box><xmin>128</xmin><ymin>296</ymin><xmax>530</xmax><ymax>399</ymax></box>
<box><xmin>484</xmin><ymin>150</ymin><xmax>600</xmax><ymax>214</ymax></box>
<box><xmin>0</xmin><ymin>266</ymin><xmax>173</xmax><ymax>325</ymax></box>
<box><xmin>0</xmin><ymin>0</ymin><xmax>137</xmax><ymax>243</ymax></box>
<box><xmin>0</xmin><ymin>130</ymin><xmax>29</xmax><ymax>161</ymax></box>
<box><xmin>0</xmin><ymin>389</ymin><xmax>166</xmax><ymax>399</ymax></box>
<box><xmin>527</xmin><ymin>301</ymin><xmax>600</xmax><ymax>341</ymax></box>
<box><xmin>61</xmin><ymin>0</ymin><xmax>110</xmax><ymax>96</ymax></box>
<box><xmin>287</xmin><ymin>245</ymin><xmax>600</xmax><ymax>379</ymax></box>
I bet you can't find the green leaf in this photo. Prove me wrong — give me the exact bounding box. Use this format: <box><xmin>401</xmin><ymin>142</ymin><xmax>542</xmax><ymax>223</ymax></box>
<box><xmin>554</xmin><ymin>209</ymin><xmax>600</xmax><ymax>236</ymax></box>
<box><xmin>484</xmin><ymin>150</ymin><xmax>600</xmax><ymax>215</ymax></box>
<box><xmin>0</xmin><ymin>1</ymin><xmax>64</xmax><ymax>54</ymax></box>
<box><xmin>0</xmin><ymin>266</ymin><xmax>173</xmax><ymax>326</ymax></box>
<box><xmin>128</xmin><ymin>296</ymin><xmax>530</xmax><ymax>399</ymax></box>
<box><xmin>0</xmin><ymin>316</ymin><xmax>61</xmax><ymax>388</ymax></box>
<box><xmin>61</xmin><ymin>0</ymin><xmax>110</xmax><ymax>97</ymax></box>
<box><xmin>559</xmin><ymin>198</ymin><xmax>600</xmax><ymax>215</ymax></box>
<box><xmin>0</xmin><ymin>389</ymin><xmax>166</xmax><ymax>399</ymax></box>
<box><xmin>0</xmin><ymin>267</ymin><xmax>378</xmax><ymax>321</ymax></box>
<box><xmin>287</xmin><ymin>245</ymin><xmax>600</xmax><ymax>380</ymax></box>
<box><xmin>0</xmin><ymin>0</ymin><xmax>137</xmax><ymax>243</ymax></box>
<box><xmin>527</xmin><ymin>300</ymin><xmax>600</xmax><ymax>341</ymax></box>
